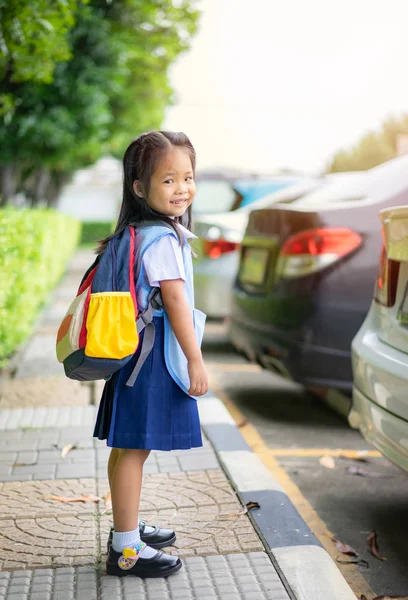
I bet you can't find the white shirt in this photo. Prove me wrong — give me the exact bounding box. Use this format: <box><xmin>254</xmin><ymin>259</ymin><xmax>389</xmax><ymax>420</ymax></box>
<box><xmin>143</xmin><ymin>224</ymin><xmax>197</xmax><ymax>287</ymax></box>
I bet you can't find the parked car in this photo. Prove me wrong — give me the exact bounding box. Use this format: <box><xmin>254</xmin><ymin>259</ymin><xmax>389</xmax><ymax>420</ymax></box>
<box><xmin>350</xmin><ymin>205</ymin><xmax>408</xmax><ymax>472</ymax></box>
<box><xmin>193</xmin><ymin>173</ymin><xmax>363</xmax><ymax>319</ymax></box>
<box><xmin>193</xmin><ymin>173</ymin><xmax>298</xmax><ymax>215</ymax></box>
<box><xmin>194</xmin><ymin>177</ymin><xmax>317</xmax><ymax>318</ymax></box>
<box><xmin>229</xmin><ymin>154</ymin><xmax>408</xmax><ymax>392</ymax></box>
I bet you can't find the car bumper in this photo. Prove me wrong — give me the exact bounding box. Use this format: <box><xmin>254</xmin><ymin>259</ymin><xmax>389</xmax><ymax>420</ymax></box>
<box><xmin>352</xmin><ymin>304</ymin><xmax>408</xmax><ymax>421</ymax></box>
<box><xmin>229</xmin><ymin>314</ymin><xmax>352</xmax><ymax>390</ymax></box>
<box><xmin>350</xmin><ymin>387</ymin><xmax>408</xmax><ymax>472</ymax></box>
<box><xmin>194</xmin><ymin>251</ymin><xmax>239</xmax><ymax>318</ymax></box>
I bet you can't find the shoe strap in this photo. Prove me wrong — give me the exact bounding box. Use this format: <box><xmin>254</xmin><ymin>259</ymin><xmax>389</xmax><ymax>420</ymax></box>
<box><xmin>118</xmin><ymin>542</ymin><xmax>146</xmax><ymax>570</ymax></box>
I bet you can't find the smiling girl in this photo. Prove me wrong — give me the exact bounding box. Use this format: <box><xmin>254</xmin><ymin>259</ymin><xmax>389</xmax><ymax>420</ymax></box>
<box><xmin>94</xmin><ymin>130</ymin><xmax>208</xmax><ymax>578</ymax></box>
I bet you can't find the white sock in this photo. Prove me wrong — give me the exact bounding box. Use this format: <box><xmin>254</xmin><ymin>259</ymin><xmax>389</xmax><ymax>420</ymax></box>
<box><xmin>112</xmin><ymin>527</ymin><xmax>157</xmax><ymax>558</ymax></box>
<box><xmin>141</xmin><ymin>521</ymin><xmax>155</xmax><ymax>534</ymax></box>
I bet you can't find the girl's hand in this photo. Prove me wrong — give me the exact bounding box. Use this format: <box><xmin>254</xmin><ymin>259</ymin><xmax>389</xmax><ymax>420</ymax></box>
<box><xmin>188</xmin><ymin>357</ymin><xmax>208</xmax><ymax>397</ymax></box>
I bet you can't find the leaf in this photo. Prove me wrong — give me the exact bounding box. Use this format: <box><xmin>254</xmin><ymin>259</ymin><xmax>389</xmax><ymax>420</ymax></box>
<box><xmin>104</xmin><ymin>492</ymin><xmax>112</xmax><ymax>510</ymax></box>
<box><xmin>367</xmin><ymin>531</ymin><xmax>387</xmax><ymax>561</ymax></box>
<box><xmin>337</xmin><ymin>557</ymin><xmax>369</xmax><ymax>568</ymax></box>
<box><xmin>9</xmin><ymin>462</ymin><xmax>37</xmax><ymax>467</ymax></box>
<box><xmin>51</xmin><ymin>495</ymin><xmax>102</xmax><ymax>503</ymax></box>
<box><xmin>320</xmin><ymin>456</ymin><xmax>336</xmax><ymax>469</ymax></box>
<box><xmin>218</xmin><ymin>508</ymin><xmax>248</xmax><ymax>519</ymax></box>
<box><xmin>331</xmin><ymin>536</ymin><xmax>358</xmax><ymax>556</ymax></box>
<box><xmin>339</xmin><ymin>454</ymin><xmax>369</xmax><ymax>463</ymax></box>
<box><xmin>218</xmin><ymin>501</ymin><xmax>260</xmax><ymax>520</ymax></box>
<box><xmin>61</xmin><ymin>443</ymin><xmax>77</xmax><ymax>459</ymax></box>
<box><xmin>347</xmin><ymin>466</ymin><xmax>392</xmax><ymax>478</ymax></box>
<box><xmin>246</xmin><ymin>501</ymin><xmax>260</xmax><ymax>511</ymax></box>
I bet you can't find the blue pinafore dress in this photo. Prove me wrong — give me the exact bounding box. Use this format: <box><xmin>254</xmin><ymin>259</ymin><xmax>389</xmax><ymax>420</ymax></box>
<box><xmin>93</xmin><ymin>224</ymin><xmax>206</xmax><ymax>451</ymax></box>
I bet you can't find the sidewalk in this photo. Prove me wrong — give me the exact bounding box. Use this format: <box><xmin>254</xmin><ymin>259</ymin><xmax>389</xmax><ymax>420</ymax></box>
<box><xmin>0</xmin><ymin>250</ymin><xmax>291</xmax><ymax>600</ymax></box>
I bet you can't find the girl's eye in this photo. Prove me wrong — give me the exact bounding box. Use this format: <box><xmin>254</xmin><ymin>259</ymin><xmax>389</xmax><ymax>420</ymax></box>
<box><xmin>186</xmin><ymin>177</ymin><xmax>193</xmax><ymax>182</ymax></box>
<box><xmin>164</xmin><ymin>179</ymin><xmax>173</xmax><ymax>184</ymax></box>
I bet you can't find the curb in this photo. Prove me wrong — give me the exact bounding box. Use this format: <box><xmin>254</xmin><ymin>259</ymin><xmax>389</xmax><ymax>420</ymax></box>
<box><xmin>198</xmin><ymin>395</ymin><xmax>357</xmax><ymax>600</ymax></box>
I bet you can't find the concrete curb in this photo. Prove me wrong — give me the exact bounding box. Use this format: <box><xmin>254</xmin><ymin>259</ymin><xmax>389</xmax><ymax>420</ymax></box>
<box><xmin>198</xmin><ymin>395</ymin><xmax>357</xmax><ymax>600</ymax></box>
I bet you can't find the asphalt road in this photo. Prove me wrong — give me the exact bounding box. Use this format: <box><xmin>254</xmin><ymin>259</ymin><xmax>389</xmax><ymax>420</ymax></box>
<box><xmin>202</xmin><ymin>322</ymin><xmax>408</xmax><ymax>599</ymax></box>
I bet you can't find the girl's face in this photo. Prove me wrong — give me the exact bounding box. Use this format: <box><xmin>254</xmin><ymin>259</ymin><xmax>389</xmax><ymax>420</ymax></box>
<box><xmin>134</xmin><ymin>146</ymin><xmax>196</xmax><ymax>218</ymax></box>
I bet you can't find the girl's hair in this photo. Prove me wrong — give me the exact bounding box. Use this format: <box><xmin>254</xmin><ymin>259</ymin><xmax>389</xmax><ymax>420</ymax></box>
<box><xmin>96</xmin><ymin>130</ymin><xmax>196</xmax><ymax>255</ymax></box>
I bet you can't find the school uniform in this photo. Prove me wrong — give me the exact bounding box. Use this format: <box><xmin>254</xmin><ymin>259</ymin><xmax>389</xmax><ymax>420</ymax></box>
<box><xmin>93</xmin><ymin>223</ymin><xmax>205</xmax><ymax>451</ymax></box>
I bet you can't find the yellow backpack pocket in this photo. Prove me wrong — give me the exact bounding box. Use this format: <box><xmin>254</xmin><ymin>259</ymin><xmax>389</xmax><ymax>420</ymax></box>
<box><xmin>85</xmin><ymin>292</ymin><xmax>138</xmax><ymax>359</ymax></box>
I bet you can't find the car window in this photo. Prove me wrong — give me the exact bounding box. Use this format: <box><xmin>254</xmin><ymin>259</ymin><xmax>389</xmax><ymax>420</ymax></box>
<box><xmin>236</xmin><ymin>179</ymin><xmax>320</xmax><ymax>212</ymax></box>
<box><xmin>193</xmin><ymin>180</ymin><xmax>236</xmax><ymax>214</ymax></box>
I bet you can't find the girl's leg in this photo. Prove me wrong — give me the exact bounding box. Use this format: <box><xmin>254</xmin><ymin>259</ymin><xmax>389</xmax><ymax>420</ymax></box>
<box><xmin>110</xmin><ymin>448</ymin><xmax>150</xmax><ymax>532</ymax></box>
<box><xmin>107</xmin><ymin>447</ymin><xmax>120</xmax><ymax>490</ymax></box>
<box><xmin>106</xmin><ymin>447</ymin><xmax>181</xmax><ymax>577</ymax></box>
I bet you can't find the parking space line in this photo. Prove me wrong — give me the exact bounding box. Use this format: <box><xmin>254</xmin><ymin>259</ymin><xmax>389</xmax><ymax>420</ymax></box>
<box><xmin>269</xmin><ymin>448</ymin><xmax>381</xmax><ymax>458</ymax></box>
<box><xmin>208</xmin><ymin>375</ymin><xmax>376</xmax><ymax>598</ymax></box>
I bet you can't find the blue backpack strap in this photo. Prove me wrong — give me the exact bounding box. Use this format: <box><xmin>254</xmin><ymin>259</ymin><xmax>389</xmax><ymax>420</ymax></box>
<box><xmin>125</xmin><ymin>289</ymin><xmax>163</xmax><ymax>387</ymax></box>
<box><xmin>124</xmin><ymin>222</ymin><xmax>176</xmax><ymax>387</ymax></box>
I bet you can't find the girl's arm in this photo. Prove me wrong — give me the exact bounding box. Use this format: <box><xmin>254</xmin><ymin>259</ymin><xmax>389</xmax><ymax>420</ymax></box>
<box><xmin>160</xmin><ymin>278</ymin><xmax>208</xmax><ymax>397</ymax></box>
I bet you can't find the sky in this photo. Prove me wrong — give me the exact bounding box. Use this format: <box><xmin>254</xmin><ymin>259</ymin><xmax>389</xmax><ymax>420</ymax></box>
<box><xmin>164</xmin><ymin>0</ymin><xmax>408</xmax><ymax>175</ymax></box>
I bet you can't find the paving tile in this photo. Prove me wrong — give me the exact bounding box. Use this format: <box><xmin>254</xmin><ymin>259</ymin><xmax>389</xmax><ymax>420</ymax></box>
<box><xmin>0</xmin><ymin>479</ymin><xmax>98</xmax><ymax>519</ymax></box>
<box><xmin>0</xmin><ymin>428</ymin><xmax>97</xmax><ymax>481</ymax></box>
<box><xmin>0</xmin><ymin>407</ymin><xmax>96</xmax><ymax>431</ymax></box>
<box><xmin>99</xmin><ymin>553</ymin><xmax>289</xmax><ymax>599</ymax></box>
<box><xmin>0</xmin><ymin>378</ymin><xmax>90</xmax><ymax>409</ymax></box>
<box><xmin>0</xmin><ymin>515</ymin><xmax>96</xmax><ymax>571</ymax></box>
<box><xmin>0</xmin><ymin>566</ymin><xmax>97</xmax><ymax>599</ymax></box>
<box><xmin>99</xmin><ymin>469</ymin><xmax>263</xmax><ymax>559</ymax></box>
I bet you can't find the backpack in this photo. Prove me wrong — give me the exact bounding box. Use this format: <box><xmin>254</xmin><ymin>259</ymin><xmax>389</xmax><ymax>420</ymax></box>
<box><xmin>56</xmin><ymin>225</ymin><xmax>162</xmax><ymax>385</ymax></box>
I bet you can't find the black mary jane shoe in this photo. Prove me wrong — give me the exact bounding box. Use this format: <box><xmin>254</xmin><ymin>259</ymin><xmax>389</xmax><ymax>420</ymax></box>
<box><xmin>106</xmin><ymin>544</ymin><xmax>182</xmax><ymax>578</ymax></box>
<box><xmin>107</xmin><ymin>521</ymin><xmax>176</xmax><ymax>552</ymax></box>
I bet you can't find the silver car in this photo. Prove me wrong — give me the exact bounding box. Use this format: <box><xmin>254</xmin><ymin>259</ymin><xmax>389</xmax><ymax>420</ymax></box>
<box><xmin>351</xmin><ymin>204</ymin><xmax>408</xmax><ymax>472</ymax></box>
<box><xmin>193</xmin><ymin>173</ymin><xmax>363</xmax><ymax>319</ymax></box>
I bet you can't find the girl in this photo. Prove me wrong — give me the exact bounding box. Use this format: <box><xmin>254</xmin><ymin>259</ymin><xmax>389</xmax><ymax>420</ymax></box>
<box><xmin>93</xmin><ymin>130</ymin><xmax>208</xmax><ymax>578</ymax></box>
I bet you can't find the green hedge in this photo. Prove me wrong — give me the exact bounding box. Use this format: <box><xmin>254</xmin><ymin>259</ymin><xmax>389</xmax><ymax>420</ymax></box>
<box><xmin>0</xmin><ymin>208</ymin><xmax>81</xmax><ymax>364</ymax></box>
<box><xmin>80</xmin><ymin>221</ymin><xmax>114</xmax><ymax>246</ymax></box>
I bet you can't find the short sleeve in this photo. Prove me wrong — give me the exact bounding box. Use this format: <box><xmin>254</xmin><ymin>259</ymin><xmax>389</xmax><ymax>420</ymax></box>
<box><xmin>142</xmin><ymin>234</ymin><xmax>186</xmax><ymax>287</ymax></box>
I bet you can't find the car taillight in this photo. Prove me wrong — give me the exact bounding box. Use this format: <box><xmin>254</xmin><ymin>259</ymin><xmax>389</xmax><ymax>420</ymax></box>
<box><xmin>374</xmin><ymin>245</ymin><xmax>400</xmax><ymax>307</ymax></box>
<box><xmin>278</xmin><ymin>227</ymin><xmax>362</xmax><ymax>278</ymax></box>
<box><xmin>203</xmin><ymin>240</ymin><xmax>239</xmax><ymax>259</ymax></box>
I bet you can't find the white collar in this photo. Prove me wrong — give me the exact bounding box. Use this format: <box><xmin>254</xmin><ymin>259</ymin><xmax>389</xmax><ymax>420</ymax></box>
<box><xmin>178</xmin><ymin>223</ymin><xmax>197</xmax><ymax>240</ymax></box>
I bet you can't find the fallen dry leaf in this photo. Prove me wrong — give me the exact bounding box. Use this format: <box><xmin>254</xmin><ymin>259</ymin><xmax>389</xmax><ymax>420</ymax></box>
<box><xmin>246</xmin><ymin>501</ymin><xmax>260</xmax><ymax>511</ymax></box>
<box><xmin>331</xmin><ymin>536</ymin><xmax>358</xmax><ymax>556</ymax></box>
<box><xmin>61</xmin><ymin>443</ymin><xmax>77</xmax><ymax>459</ymax></box>
<box><xmin>367</xmin><ymin>531</ymin><xmax>387</xmax><ymax>561</ymax></box>
<box><xmin>320</xmin><ymin>456</ymin><xmax>336</xmax><ymax>469</ymax></box>
<box><xmin>104</xmin><ymin>492</ymin><xmax>112</xmax><ymax>510</ymax></box>
<box><xmin>9</xmin><ymin>462</ymin><xmax>37</xmax><ymax>467</ymax></box>
<box><xmin>51</xmin><ymin>494</ymin><xmax>102</xmax><ymax>503</ymax></box>
<box><xmin>339</xmin><ymin>454</ymin><xmax>369</xmax><ymax>463</ymax></box>
<box><xmin>218</xmin><ymin>501</ymin><xmax>260</xmax><ymax>520</ymax></box>
<box><xmin>336</xmin><ymin>557</ymin><xmax>369</xmax><ymax>568</ymax></box>
<box><xmin>347</xmin><ymin>466</ymin><xmax>392</xmax><ymax>478</ymax></box>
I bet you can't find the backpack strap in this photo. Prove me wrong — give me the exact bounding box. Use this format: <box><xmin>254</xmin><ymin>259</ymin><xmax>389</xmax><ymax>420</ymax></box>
<box><xmin>125</xmin><ymin>288</ymin><xmax>163</xmax><ymax>387</ymax></box>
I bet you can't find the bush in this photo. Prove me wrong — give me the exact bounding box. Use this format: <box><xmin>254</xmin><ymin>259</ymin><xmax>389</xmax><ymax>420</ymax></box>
<box><xmin>0</xmin><ymin>208</ymin><xmax>81</xmax><ymax>365</ymax></box>
<box><xmin>80</xmin><ymin>221</ymin><xmax>114</xmax><ymax>246</ymax></box>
